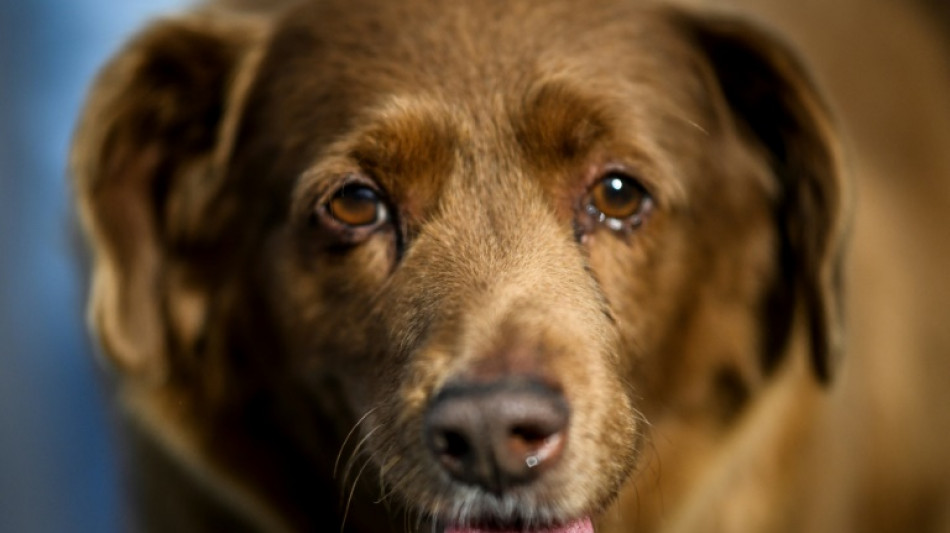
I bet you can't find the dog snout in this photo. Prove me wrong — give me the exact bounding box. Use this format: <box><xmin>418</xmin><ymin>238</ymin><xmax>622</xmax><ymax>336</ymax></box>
<box><xmin>424</xmin><ymin>379</ymin><xmax>570</xmax><ymax>494</ymax></box>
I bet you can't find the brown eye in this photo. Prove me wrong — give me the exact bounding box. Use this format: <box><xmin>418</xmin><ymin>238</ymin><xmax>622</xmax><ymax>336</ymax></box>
<box><xmin>587</xmin><ymin>172</ymin><xmax>651</xmax><ymax>228</ymax></box>
<box><xmin>326</xmin><ymin>184</ymin><xmax>388</xmax><ymax>227</ymax></box>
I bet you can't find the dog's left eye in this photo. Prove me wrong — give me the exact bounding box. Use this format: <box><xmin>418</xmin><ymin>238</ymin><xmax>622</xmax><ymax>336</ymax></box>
<box><xmin>326</xmin><ymin>183</ymin><xmax>388</xmax><ymax>227</ymax></box>
<box><xmin>586</xmin><ymin>172</ymin><xmax>652</xmax><ymax>229</ymax></box>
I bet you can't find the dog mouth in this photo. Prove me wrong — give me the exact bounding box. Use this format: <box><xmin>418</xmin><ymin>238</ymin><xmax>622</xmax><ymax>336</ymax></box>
<box><xmin>444</xmin><ymin>516</ymin><xmax>594</xmax><ymax>533</ymax></box>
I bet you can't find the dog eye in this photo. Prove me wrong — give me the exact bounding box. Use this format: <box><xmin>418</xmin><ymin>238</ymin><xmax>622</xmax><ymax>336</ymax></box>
<box><xmin>587</xmin><ymin>172</ymin><xmax>652</xmax><ymax>229</ymax></box>
<box><xmin>326</xmin><ymin>184</ymin><xmax>388</xmax><ymax>227</ymax></box>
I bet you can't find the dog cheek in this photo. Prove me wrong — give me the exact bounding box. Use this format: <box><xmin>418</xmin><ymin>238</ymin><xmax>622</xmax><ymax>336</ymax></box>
<box><xmin>566</xmin><ymin>343</ymin><xmax>641</xmax><ymax>496</ymax></box>
<box><xmin>270</xmin><ymin>233</ymin><xmax>394</xmax><ymax>381</ymax></box>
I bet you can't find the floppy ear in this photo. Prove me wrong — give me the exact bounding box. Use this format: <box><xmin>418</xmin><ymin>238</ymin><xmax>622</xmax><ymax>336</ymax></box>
<box><xmin>71</xmin><ymin>11</ymin><xmax>266</xmax><ymax>381</ymax></box>
<box><xmin>676</xmin><ymin>13</ymin><xmax>848</xmax><ymax>383</ymax></box>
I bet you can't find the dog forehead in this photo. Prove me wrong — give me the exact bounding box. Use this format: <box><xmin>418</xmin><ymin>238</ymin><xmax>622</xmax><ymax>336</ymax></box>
<box><xmin>333</xmin><ymin>1</ymin><xmax>688</xmax><ymax>80</ymax></box>
<box><xmin>254</xmin><ymin>0</ymin><xmax>704</xmax><ymax>133</ymax></box>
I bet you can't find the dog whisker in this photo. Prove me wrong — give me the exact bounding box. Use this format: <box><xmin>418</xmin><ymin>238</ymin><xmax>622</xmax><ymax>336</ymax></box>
<box><xmin>334</xmin><ymin>405</ymin><xmax>381</xmax><ymax>479</ymax></box>
<box><xmin>374</xmin><ymin>455</ymin><xmax>402</xmax><ymax>502</ymax></box>
<box><xmin>632</xmin><ymin>405</ymin><xmax>652</xmax><ymax>428</ymax></box>
<box><xmin>340</xmin><ymin>455</ymin><xmax>375</xmax><ymax>533</ymax></box>
<box><xmin>340</xmin><ymin>424</ymin><xmax>383</xmax><ymax>501</ymax></box>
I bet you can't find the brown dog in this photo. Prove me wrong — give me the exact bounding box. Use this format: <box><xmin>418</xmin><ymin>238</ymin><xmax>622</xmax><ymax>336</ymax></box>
<box><xmin>70</xmin><ymin>0</ymin><xmax>950</xmax><ymax>532</ymax></box>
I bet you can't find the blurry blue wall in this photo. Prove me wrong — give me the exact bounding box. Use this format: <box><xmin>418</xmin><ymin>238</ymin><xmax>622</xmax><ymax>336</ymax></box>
<box><xmin>0</xmin><ymin>1</ymin><xmax>188</xmax><ymax>531</ymax></box>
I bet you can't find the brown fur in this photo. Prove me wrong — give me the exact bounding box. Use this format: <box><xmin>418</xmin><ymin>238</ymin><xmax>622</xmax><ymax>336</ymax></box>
<box><xmin>71</xmin><ymin>0</ymin><xmax>950</xmax><ymax>531</ymax></box>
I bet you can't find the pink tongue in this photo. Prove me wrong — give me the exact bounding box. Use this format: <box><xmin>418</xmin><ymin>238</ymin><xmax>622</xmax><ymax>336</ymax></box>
<box><xmin>445</xmin><ymin>517</ymin><xmax>594</xmax><ymax>533</ymax></box>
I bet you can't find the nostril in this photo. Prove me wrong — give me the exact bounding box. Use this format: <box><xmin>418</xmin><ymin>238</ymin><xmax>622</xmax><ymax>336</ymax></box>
<box><xmin>432</xmin><ymin>429</ymin><xmax>472</xmax><ymax>463</ymax></box>
<box><xmin>508</xmin><ymin>423</ymin><xmax>555</xmax><ymax>461</ymax></box>
<box><xmin>510</xmin><ymin>422</ymin><xmax>557</xmax><ymax>444</ymax></box>
<box><xmin>424</xmin><ymin>396</ymin><xmax>484</xmax><ymax>482</ymax></box>
<box><xmin>502</xmin><ymin>409</ymin><xmax>567</xmax><ymax>474</ymax></box>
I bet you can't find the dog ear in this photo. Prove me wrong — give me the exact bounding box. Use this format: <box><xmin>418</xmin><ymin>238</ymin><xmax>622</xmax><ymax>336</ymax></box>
<box><xmin>71</xmin><ymin>11</ymin><xmax>266</xmax><ymax>381</ymax></box>
<box><xmin>676</xmin><ymin>12</ymin><xmax>848</xmax><ymax>383</ymax></box>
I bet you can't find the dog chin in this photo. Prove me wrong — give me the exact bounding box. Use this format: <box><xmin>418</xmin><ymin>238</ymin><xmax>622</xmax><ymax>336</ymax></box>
<box><xmin>419</xmin><ymin>490</ymin><xmax>596</xmax><ymax>533</ymax></box>
<box><xmin>443</xmin><ymin>517</ymin><xmax>594</xmax><ymax>533</ymax></box>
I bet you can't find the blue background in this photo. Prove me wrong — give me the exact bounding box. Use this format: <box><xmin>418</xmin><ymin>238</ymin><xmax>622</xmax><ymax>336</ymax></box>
<box><xmin>0</xmin><ymin>1</ymin><xmax>188</xmax><ymax>531</ymax></box>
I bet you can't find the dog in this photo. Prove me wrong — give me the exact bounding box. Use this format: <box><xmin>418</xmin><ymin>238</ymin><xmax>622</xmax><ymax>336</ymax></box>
<box><xmin>70</xmin><ymin>0</ymin><xmax>950</xmax><ymax>531</ymax></box>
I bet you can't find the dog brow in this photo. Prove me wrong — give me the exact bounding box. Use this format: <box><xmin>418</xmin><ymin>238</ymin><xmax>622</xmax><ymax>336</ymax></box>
<box><xmin>346</xmin><ymin>96</ymin><xmax>460</xmax><ymax>222</ymax></box>
<box><xmin>351</xmin><ymin>97</ymin><xmax>458</xmax><ymax>175</ymax></box>
<box><xmin>513</xmin><ymin>80</ymin><xmax>611</xmax><ymax>168</ymax></box>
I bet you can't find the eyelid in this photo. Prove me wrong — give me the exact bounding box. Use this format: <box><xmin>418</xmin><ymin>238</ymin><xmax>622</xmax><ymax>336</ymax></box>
<box><xmin>316</xmin><ymin>173</ymin><xmax>387</xmax><ymax>210</ymax></box>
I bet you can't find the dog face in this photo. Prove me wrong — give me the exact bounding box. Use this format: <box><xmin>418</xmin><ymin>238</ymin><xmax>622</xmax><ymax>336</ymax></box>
<box><xmin>72</xmin><ymin>0</ymin><xmax>844</xmax><ymax>531</ymax></box>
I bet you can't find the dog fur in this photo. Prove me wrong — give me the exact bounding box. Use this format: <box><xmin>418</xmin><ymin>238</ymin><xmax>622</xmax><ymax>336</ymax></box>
<box><xmin>71</xmin><ymin>0</ymin><xmax>950</xmax><ymax>531</ymax></box>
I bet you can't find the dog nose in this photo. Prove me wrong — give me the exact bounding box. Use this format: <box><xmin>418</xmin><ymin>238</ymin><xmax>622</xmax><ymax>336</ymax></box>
<box><xmin>424</xmin><ymin>379</ymin><xmax>569</xmax><ymax>493</ymax></box>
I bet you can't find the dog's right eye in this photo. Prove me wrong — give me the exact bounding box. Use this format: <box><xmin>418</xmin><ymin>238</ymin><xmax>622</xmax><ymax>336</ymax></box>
<box><xmin>325</xmin><ymin>184</ymin><xmax>388</xmax><ymax>227</ymax></box>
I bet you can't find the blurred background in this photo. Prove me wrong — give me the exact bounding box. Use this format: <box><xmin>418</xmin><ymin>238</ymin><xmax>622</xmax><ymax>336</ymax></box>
<box><xmin>0</xmin><ymin>1</ymin><xmax>187</xmax><ymax>531</ymax></box>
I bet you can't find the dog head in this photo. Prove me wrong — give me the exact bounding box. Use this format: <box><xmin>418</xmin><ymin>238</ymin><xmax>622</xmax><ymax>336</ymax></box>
<box><xmin>72</xmin><ymin>0</ymin><xmax>846</xmax><ymax>531</ymax></box>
